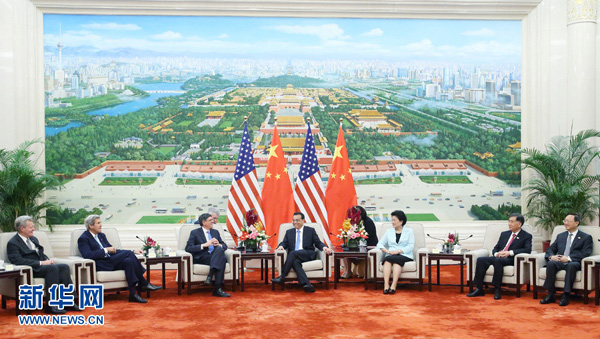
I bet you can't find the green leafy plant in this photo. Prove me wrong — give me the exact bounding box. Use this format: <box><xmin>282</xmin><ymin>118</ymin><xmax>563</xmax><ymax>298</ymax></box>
<box><xmin>0</xmin><ymin>140</ymin><xmax>62</xmax><ymax>232</ymax></box>
<box><xmin>521</xmin><ymin>129</ymin><xmax>600</xmax><ymax>232</ymax></box>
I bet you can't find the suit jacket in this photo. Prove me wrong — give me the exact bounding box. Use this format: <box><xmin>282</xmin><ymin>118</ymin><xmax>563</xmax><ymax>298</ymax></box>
<box><xmin>7</xmin><ymin>234</ymin><xmax>49</xmax><ymax>272</ymax></box>
<box><xmin>545</xmin><ymin>230</ymin><xmax>593</xmax><ymax>263</ymax></box>
<box><xmin>376</xmin><ymin>227</ymin><xmax>415</xmax><ymax>259</ymax></box>
<box><xmin>278</xmin><ymin>226</ymin><xmax>326</xmax><ymax>252</ymax></box>
<box><xmin>363</xmin><ymin>217</ymin><xmax>379</xmax><ymax>247</ymax></box>
<box><xmin>491</xmin><ymin>229</ymin><xmax>532</xmax><ymax>257</ymax></box>
<box><xmin>77</xmin><ymin>231</ymin><xmax>133</xmax><ymax>271</ymax></box>
<box><xmin>185</xmin><ymin>227</ymin><xmax>227</xmax><ymax>263</ymax></box>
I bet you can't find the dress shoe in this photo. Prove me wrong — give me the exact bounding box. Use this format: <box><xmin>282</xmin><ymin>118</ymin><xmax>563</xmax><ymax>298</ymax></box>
<box><xmin>383</xmin><ymin>289</ymin><xmax>390</xmax><ymax>295</ymax></box>
<box><xmin>494</xmin><ymin>289</ymin><xmax>502</xmax><ymax>300</ymax></box>
<box><xmin>212</xmin><ymin>288</ymin><xmax>231</xmax><ymax>297</ymax></box>
<box><xmin>559</xmin><ymin>294</ymin><xmax>570</xmax><ymax>307</ymax></box>
<box><xmin>303</xmin><ymin>283</ymin><xmax>316</xmax><ymax>293</ymax></box>
<box><xmin>271</xmin><ymin>276</ymin><xmax>284</xmax><ymax>285</ymax></box>
<box><xmin>389</xmin><ymin>289</ymin><xmax>396</xmax><ymax>295</ymax></box>
<box><xmin>45</xmin><ymin>306</ymin><xmax>67</xmax><ymax>315</ymax></box>
<box><xmin>128</xmin><ymin>293</ymin><xmax>148</xmax><ymax>303</ymax></box>
<box><xmin>466</xmin><ymin>288</ymin><xmax>485</xmax><ymax>297</ymax></box>
<box><xmin>341</xmin><ymin>271</ymin><xmax>353</xmax><ymax>279</ymax></box>
<box><xmin>141</xmin><ymin>283</ymin><xmax>161</xmax><ymax>291</ymax></box>
<box><xmin>539</xmin><ymin>295</ymin><xmax>556</xmax><ymax>304</ymax></box>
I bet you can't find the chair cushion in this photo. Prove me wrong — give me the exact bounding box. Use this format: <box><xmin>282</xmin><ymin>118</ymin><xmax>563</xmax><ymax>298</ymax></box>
<box><xmin>97</xmin><ymin>270</ymin><xmax>127</xmax><ymax>283</ymax></box>
<box><xmin>301</xmin><ymin>260</ymin><xmax>323</xmax><ymax>272</ymax></box>
<box><xmin>192</xmin><ymin>263</ymin><xmax>230</xmax><ymax>275</ymax></box>
<box><xmin>378</xmin><ymin>261</ymin><xmax>417</xmax><ymax>273</ymax></box>
<box><xmin>538</xmin><ymin>268</ymin><xmax>582</xmax><ymax>281</ymax></box>
<box><xmin>485</xmin><ymin>265</ymin><xmax>515</xmax><ymax>277</ymax></box>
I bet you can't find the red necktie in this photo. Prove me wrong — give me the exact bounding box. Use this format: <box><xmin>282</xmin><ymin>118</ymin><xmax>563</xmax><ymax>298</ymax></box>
<box><xmin>503</xmin><ymin>233</ymin><xmax>516</xmax><ymax>251</ymax></box>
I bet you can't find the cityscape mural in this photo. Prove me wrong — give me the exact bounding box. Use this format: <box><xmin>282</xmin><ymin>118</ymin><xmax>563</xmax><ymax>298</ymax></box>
<box><xmin>43</xmin><ymin>15</ymin><xmax>522</xmax><ymax>225</ymax></box>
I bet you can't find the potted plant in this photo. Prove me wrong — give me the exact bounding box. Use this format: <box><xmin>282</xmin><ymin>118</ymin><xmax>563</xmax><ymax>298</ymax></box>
<box><xmin>521</xmin><ymin>129</ymin><xmax>600</xmax><ymax>250</ymax></box>
<box><xmin>0</xmin><ymin>140</ymin><xmax>62</xmax><ymax>232</ymax></box>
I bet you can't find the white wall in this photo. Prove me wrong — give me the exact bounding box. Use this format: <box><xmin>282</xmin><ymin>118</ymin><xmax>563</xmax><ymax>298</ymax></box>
<box><xmin>1</xmin><ymin>0</ymin><xmax>596</xmax><ymax>251</ymax></box>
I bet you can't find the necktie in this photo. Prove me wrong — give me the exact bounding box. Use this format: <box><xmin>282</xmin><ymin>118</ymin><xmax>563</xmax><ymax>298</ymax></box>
<box><xmin>27</xmin><ymin>238</ymin><xmax>37</xmax><ymax>252</ymax></box>
<box><xmin>95</xmin><ymin>234</ymin><xmax>110</xmax><ymax>257</ymax></box>
<box><xmin>563</xmin><ymin>233</ymin><xmax>573</xmax><ymax>257</ymax></box>
<box><xmin>207</xmin><ymin>231</ymin><xmax>214</xmax><ymax>254</ymax></box>
<box><xmin>502</xmin><ymin>233</ymin><xmax>517</xmax><ymax>252</ymax></box>
<box><xmin>295</xmin><ymin>230</ymin><xmax>301</xmax><ymax>251</ymax></box>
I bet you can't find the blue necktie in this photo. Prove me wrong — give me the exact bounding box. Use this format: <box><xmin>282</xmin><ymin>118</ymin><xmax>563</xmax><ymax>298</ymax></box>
<box><xmin>95</xmin><ymin>234</ymin><xmax>110</xmax><ymax>257</ymax></box>
<box><xmin>295</xmin><ymin>230</ymin><xmax>301</xmax><ymax>251</ymax></box>
<box><xmin>207</xmin><ymin>231</ymin><xmax>214</xmax><ymax>254</ymax></box>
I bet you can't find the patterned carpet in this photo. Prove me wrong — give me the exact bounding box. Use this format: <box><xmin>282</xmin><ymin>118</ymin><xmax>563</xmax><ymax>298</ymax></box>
<box><xmin>1</xmin><ymin>266</ymin><xmax>598</xmax><ymax>339</ymax></box>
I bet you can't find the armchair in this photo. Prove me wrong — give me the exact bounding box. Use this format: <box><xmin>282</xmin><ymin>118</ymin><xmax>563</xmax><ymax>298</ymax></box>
<box><xmin>275</xmin><ymin>223</ymin><xmax>332</xmax><ymax>290</ymax></box>
<box><xmin>69</xmin><ymin>228</ymin><xmax>145</xmax><ymax>294</ymax></box>
<box><xmin>528</xmin><ymin>225</ymin><xmax>600</xmax><ymax>304</ymax></box>
<box><xmin>368</xmin><ymin>223</ymin><xmax>428</xmax><ymax>290</ymax></box>
<box><xmin>0</xmin><ymin>232</ymin><xmax>32</xmax><ymax>315</ymax></box>
<box><xmin>175</xmin><ymin>224</ymin><xmax>239</xmax><ymax>294</ymax></box>
<box><xmin>464</xmin><ymin>224</ymin><xmax>534</xmax><ymax>297</ymax></box>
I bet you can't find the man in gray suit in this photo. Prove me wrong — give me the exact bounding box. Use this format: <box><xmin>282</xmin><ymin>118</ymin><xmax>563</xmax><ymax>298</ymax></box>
<box><xmin>540</xmin><ymin>213</ymin><xmax>593</xmax><ymax>306</ymax></box>
<box><xmin>6</xmin><ymin>216</ymin><xmax>75</xmax><ymax>314</ymax></box>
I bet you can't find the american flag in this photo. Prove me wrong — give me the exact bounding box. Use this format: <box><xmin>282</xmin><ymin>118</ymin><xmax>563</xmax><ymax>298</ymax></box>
<box><xmin>226</xmin><ymin>121</ymin><xmax>264</xmax><ymax>243</ymax></box>
<box><xmin>293</xmin><ymin>122</ymin><xmax>331</xmax><ymax>246</ymax></box>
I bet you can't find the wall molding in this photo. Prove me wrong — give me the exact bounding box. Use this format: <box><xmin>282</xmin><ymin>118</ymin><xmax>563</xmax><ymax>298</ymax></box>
<box><xmin>31</xmin><ymin>0</ymin><xmax>543</xmax><ymax>19</ymax></box>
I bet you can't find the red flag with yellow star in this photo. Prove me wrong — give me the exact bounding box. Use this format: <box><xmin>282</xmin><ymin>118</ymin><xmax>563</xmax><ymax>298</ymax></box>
<box><xmin>262</xmin><ymin>124</ymin><xmax>294</xmax><ymax>250</ymax></box>
<box><xmin>325</xmin><ymin>122</ymin><xmax>357</xmax><ymax>245</ymax></box>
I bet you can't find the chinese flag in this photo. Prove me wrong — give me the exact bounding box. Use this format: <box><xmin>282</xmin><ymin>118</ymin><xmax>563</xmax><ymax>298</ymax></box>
<box><xmin>325</xmin><ymin>123</ymin><xmax>357</xmax><ymax>245</ymax></box>
<box><xmin>262</xmin><ymin>124</ymin><xmax>294</xmax><ymax>250</ymax></box>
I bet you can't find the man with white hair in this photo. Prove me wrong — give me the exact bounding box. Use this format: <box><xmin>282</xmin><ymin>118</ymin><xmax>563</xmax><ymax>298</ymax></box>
<box><xmin>7</xmin><ymin>216</ymin><xmax>75</xmax><ymax>314</ymax></box>
<box><xmin>77</xmin><ymin>215</ymin><xmax>160</xmax><ymax>303</ymax></box>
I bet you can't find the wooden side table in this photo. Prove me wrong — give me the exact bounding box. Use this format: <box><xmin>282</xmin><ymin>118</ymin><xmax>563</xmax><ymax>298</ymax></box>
<box><xmin>239</xmin><ymin>251</ymin><xmax>275</xmax><ymax>292</ymax></box>
<box><xmin>333</xmin><ymin>247</ymin><xmax>369</xmax><ymax>290</ymax></box>
<box><xmin>0</xmin><ymin>269</ymin><xmax>27</xmax><ymax>316</ymax></box>
<box><xmin>144</xmin><ymin>255</ymin><xmax>184</xmax><ymax>298</ymax></box>
<box><xmin>427</xmin><ymin>252</ymin><xmax>467</xmax><ymax>293</ymax></box>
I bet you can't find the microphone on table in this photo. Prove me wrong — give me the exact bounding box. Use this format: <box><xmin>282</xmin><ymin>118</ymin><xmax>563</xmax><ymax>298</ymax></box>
<box><xmin>458</xmin><ymin>235</ymin><xmax>473</xmax><ymax>242</ymax></box>
<box><xmin>427</xmin><ymin>234</ymin><xmax>446</xmax><ymax>242</ymax></box>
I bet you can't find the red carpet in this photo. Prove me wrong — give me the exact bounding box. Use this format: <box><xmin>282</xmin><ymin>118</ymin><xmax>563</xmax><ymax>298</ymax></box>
<box><xmin>1</xmin><ymin>266</ymin><xmax>598</xmax><ymax>339</ymax></box>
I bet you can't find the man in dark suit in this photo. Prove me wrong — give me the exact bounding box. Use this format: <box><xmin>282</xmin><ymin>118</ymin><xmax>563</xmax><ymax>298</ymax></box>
<box><xmin>77</xmin><ymin>215</ymin><xmax>160</xmax><ymax>303</ymax></box>
<box><xmin>7</xmin><ymin>215</ymin><xmax>74</xmax><ymax>314</ymax></box>
<box><xmin>185</xmin><ymin>213</ymin><xmax>230</xmax><ymax>297</ymax></box>
<box><xmin>271</xmin><ymin>212</ymin><xmax>333</xmax><ymax>293</ymax></box>
<box><xmin>540</xmin><ymin>213</ymin><xmax>593</xmax><ymax>306</ymax></box>
<box><xmin>467</xmin><ymin>214</ymin><xmax>532</xmax><ymax>300</ymax></box>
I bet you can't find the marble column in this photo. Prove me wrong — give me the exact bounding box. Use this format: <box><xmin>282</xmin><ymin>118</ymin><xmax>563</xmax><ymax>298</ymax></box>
<box><xmin>567</xmin><ymin>0</ymin><xmax>597</xmax><ymax>132</ymax></box>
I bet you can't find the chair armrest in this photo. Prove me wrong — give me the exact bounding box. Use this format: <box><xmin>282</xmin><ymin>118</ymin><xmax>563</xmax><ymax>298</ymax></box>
<box><xmin>464</xmin><ymin>249</ymin><xmax>489</xmax><ymax>261</ymax></box>
<box><xmin>526</xmin><ymin>253</ymin><xmax>547</xmax><ymax>273</ymax></box>
<box><xmin>582</xmin><ymin>255</ymin><xmax>600</xmax><ymax>266</ymax></box>
<box><xmin>13</xmin><ymin>265</ymin><xmax>33</xmax><ymax>284</ymax></box>
<box><xmin>224</xmin><ymin>249</ymin><xmax>240</xmax><ymax>262</ymax></box>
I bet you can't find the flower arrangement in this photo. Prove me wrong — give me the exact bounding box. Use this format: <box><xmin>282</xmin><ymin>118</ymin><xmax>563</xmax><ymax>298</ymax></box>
<box><xmin>337</xmin><ymin>206</ymin><xmax>368</xmax><ymax>248</ymax></box>
<box><xmin>238</xmin><ymin>209</ymin><xmax>269</xmax><ymax>250</ymax></box>
<box><xmin>138</xmin><ymin>236</ymin><xmax>160</xmax><ymax>256</ymax></box>
<box><xmin>444</xmin><ymin>232</ymin><xmax>460</xmax><ymax>246</ymax></box>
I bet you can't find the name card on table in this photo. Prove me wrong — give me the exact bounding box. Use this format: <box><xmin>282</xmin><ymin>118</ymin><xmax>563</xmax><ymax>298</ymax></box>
<box><xmin>148</xmin><ymin>253</ymin><xmax>157</xmax><ymax>258</ymax></box>
<box><xmin>5</xmin><ymin>264</ymin><xmax>14</xmax><ymax>271</ymax></box>
<box><xmin>432</xmin><ymin>248</ymin><xmax>440</xmax><ymax>254</ymax></box>
<box><xmin>168</xmin><ymin>252</ymin><xmax>176</xmax><ymax>257</ymax></box>
<box><xmin>453</xmin><ymin>249</ymin><xmax>462</xmax><ymax>254</ymax></box>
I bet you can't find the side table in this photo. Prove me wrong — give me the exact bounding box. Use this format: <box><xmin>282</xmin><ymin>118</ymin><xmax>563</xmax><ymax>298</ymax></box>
<box><xmin>427</xmin><ymin>252</ymin><xmax>467</xmax><ymax>293</ymax></box>
<box><xmin>239</xmin><ymin>251</ymin><xmax>275</xmax><ymax>292</ymax></box>
<box><xmin>144</xmin><ymin>255</ymin><xmax>184</xmax><ymax>298</ymax></box>
<box><xmin>333</xmin><ymin>247</ymin><xmax>369</xmax><ymax>290</ymax></box>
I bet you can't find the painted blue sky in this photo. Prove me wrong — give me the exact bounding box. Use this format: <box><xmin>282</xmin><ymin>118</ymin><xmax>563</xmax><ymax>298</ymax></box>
<box><xmin>44</xmin><ymin>15</ymin><xmax>521</xmax><ymax>63</ymax></box>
